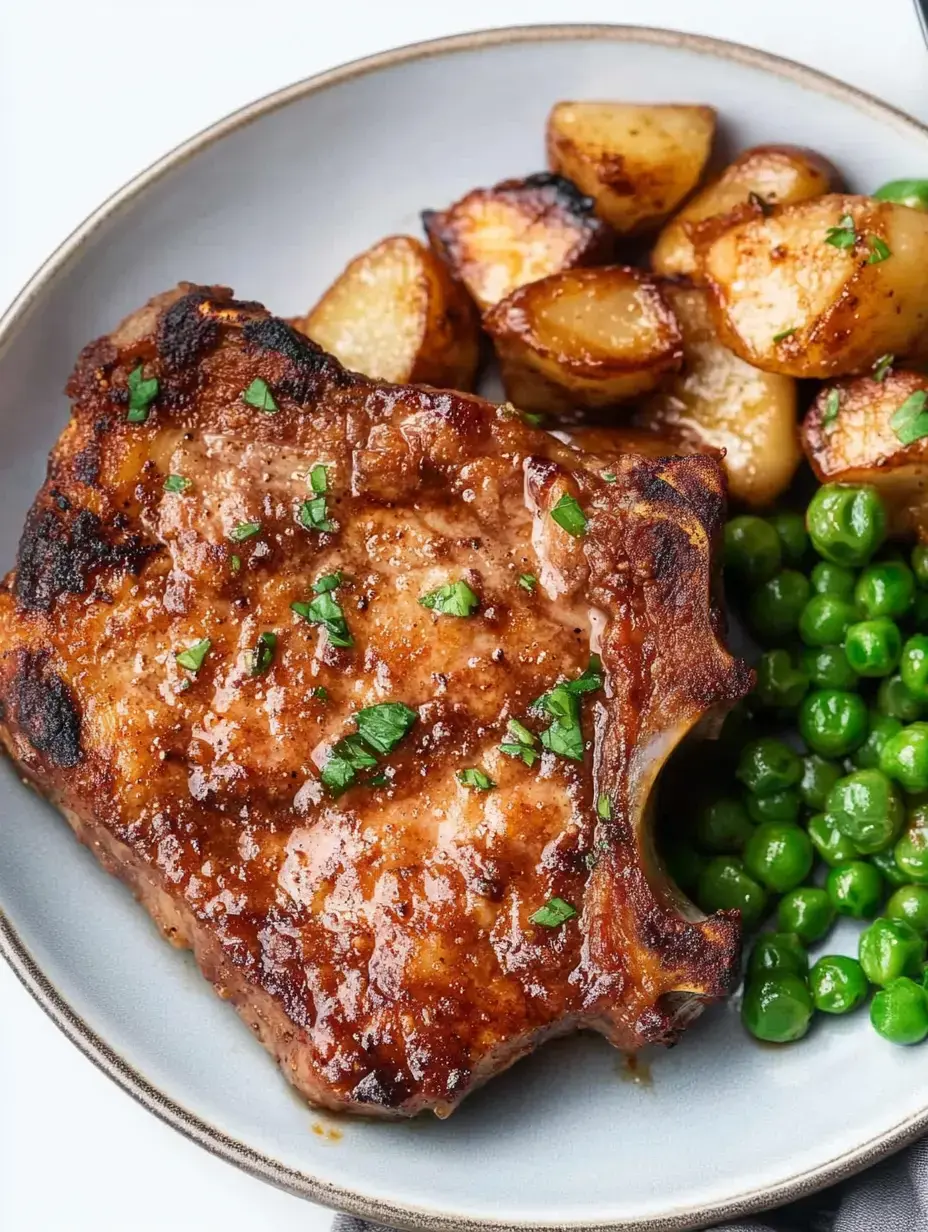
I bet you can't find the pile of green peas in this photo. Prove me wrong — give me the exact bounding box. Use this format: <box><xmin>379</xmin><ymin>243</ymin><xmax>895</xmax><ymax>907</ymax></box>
<box><xmin>671</xmin><ymin>481</ymin><xmax>928</xmax><ymax>1046</ymax></box>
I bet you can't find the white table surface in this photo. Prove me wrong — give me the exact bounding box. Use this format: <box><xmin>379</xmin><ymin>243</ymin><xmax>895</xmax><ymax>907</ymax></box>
<box><xmin>2</xmin><ymin>1</ymin><xmax>927</xmax><ymax>1228</ymax></box>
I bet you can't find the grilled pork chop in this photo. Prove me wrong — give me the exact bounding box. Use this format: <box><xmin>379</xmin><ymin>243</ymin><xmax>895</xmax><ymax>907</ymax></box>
<box><xmin>0</xmin><ymin>285</ymin><xmax>750</xmax><ymax>1117</ymax></box>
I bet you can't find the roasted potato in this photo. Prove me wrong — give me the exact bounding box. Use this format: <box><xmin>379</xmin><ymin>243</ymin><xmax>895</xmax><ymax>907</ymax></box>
<box><xmin>422</xmin><ymin>174</ymin><xmax>611</xmax><ymax>314</ymax></box>
<box><xmin>559</xmin><ymin>424</ymin><xmax>713</xmax><ymax>461</ymax></box>
<box><xmin>546</xmin><ymin>102</ymin><xmax>716</xmax><ymax>234</ymax></box>
<box><xmin>483</xmin><ymin>267</ymin><xmax>683</xmax><ymax>417</ymax></box>
<box><xmin>700</xmin><ymin>194</ymin><xmax>928</xmax><ymax>378</ymax></box>
<box><xmin>651</xmin><ymin>144</ymin><xmax>838</xmax><ymax>278</ymax></box>
<box><xmin>802</xmin><ymin>368</ymin><xmax>928</xmax><ymax>536</ymax></box>
<box><xmin>634</xmin><ymin>283</ymin><xmax>800</xmax><ymax>507</ymax></box>
<box><xmin>292</xmin><ymin>235</ymin><xmax>479</xmax><ymax>388</ymax></box>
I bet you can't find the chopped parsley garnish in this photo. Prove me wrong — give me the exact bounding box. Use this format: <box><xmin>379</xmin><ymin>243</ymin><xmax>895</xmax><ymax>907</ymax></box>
<box><xmin>164</xmin><ymin>474</ymin><xmax>191</xmax><ymax>494</ymax></box>
<box><xmin>550</xmin><ymin>493</ymin><xmax>588</xmax><ymax>538</ymax></box>
<box><xmin>126</xmin><ymin>365</ymin><xmax>159</xmax><ymax>423</ymax></box>
<box><xmin>518</xmin><ymin>573</ymin><xmax>537</xmax><ymax>593</ymax></box>
<box><xmin>532</xmin><ymin>656</ymin><xmax>603</xmax><ymax>763</ymax></box>
<box><xmin>246</xmin><ymin>631</ymin><xmax>277</xmax><ymax>676</ymax></box>
<box><xmin>320</xmin><ymin>734</ymin><xmax>378</xmax><ymax>795</ymax></box>
<box><xmin>311</xmin><ymin>686</ymin><xmax>328</xmax><ymax>702</ymax></box>
<box><xmin>367</xmin><ymin>772</ymin><xmax>389</xmax><ymax>788</ymax></box>
<box><xmin>597</xmin><ymin>793</ymin><xmax>612</xmax><ymax>820</ymax></box>
<box><xmin>602</xmin><ymin>470</ymin><xmax>617</xmax><ymax>483</ymax></box>
<box><xmin>873</xmin><ymin>353</ymin><xmax>895</xmax><ymax>382</ymax></box>
<box><xmin>521</xmin><ymin>410</ymin><xmax>545</xmax><ymax>427</ymax></box>
<box><xmin>242</xmin><ymin>377</ymin><xmax>278</xmax><ymax>413</ymax></box>
<box><xmin>531</xmin><ymin>897</ymin><xmax>577</xmax><ymax>927</ymax></box>
<box><xmin>176</xmin><ymin>638</ymin><xmax>211</xmax><ymax>673</ymax></box>
<box><xmin>500</xmin><ymin>718</ymin><xmax>538</xmax><ymax>767</ymax></box>
<box><xmin>313</xmin><ymin>571</ymin><xmax>343</xmax><ymax>594</ymax></box>
<box><xmin>822</xmin><ymin>388</ymin><xmax>841</xmax><ymax>425</ymax></box>
<box><xmin>891</xmin><ymin>390</ymin><xmax>928</xmax><ymax>445</ymax></box>
<box><xmin>457</xmin><ymin>768</ymin><xmax>496</xmax><ymax>790</ymax></box>
<box><xmin>355</xmin><ymin>702</ymin><xmax>417</xmax><ymax>755</ymax></box>
<box><xmin>309</xmin><ymin>463</ymin><xmax>328</xmax><ymax>493</ymax></box>
<box><xmin>567</xmin><ymin>654</ymin><xmax>604</xmax><ymax>695</ymax></box>
<box><xmin>419</xmin><ymin>579</ymin><xmax>479</xmax><ymax>617</ymax></box>
<box><xmin>748</xmin><ymin>190</ymin><xmax>772</xmax><ymax>216</ymax></box>
<box><xmin>867</xmin><ymin>236</ymin><xmax>892</xmax><ymax>264</ymax></box>
<box><xmin>291</xmin><ymin>592</ymin><xmax>353</xmax><ymax>647</ymax></box>
<box><xmin>230</xmin><ymin>554</ymin><xmax>242</xmax><ymax>573</ymax></box>
<box><xmin>773</xmin><ymin>328</ymin><xmax>797</xmax><ymax>343</ymax></box>
<box><xmin>298</xmin><ymin>496</ymin><xmax>336</xmax><ymax>534</ymax></box>
<box><xmin>230</xmin><ymin>521</ymin><xmax>262</xmax><ymax>542</ymax></box>
<box><xmin>824</xmin><ymin>213</ymin><xmax>858</xmax><ymax>250</ymax></box>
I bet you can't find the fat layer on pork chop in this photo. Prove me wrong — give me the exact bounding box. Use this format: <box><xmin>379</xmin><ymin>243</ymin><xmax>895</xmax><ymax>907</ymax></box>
<box><xmin>0</xmin><ymin>285</ymin><xmax>750</xmax><ymax>1117</ymax></box>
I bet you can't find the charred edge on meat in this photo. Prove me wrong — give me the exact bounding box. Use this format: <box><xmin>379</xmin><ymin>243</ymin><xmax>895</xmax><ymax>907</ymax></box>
<box><xmin>10</xmin><ymin>650</ymin><xmax>82</xmax><ymax>767</ymax></box>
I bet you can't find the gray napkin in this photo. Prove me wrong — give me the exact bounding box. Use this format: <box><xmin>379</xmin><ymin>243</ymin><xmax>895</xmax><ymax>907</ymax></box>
<box><xmin>332</xmin><ymin>1135</ymin><xmax>928</xmax><ymax>1232</ymax></box>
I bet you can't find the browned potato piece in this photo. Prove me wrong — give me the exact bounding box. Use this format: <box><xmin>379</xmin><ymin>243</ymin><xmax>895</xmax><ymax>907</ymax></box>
<box><xmin>700</xmin><ymin>194</ymin><xmax>928</xmax><ymax>378</ymax></box>
<box><xmin>652</xmin><ymin>144</ymin><xmax>838</xmax><ymax>278</ymax></box>
<box><xmin>546</xmin><ymin>102</ymin><xmax>716</xmax><ymax>234</ymax></box>
<box><xmin>634</xmin><ymin>284</ymin><xmax>799</xmax><ymax>507</ymax></box>
<box><xmin>559</xmin><ymin>424</ymin><xmax>714</xmax><ymax>461</ymax></box>
<box><xmin>422</xmin><ymin>174</ymin><xmax>611</xmax><ymax>314</ymax></box>
<box><xmin>292</xmin><ymin>235</ymin><xmax>479</xmax><ymax>389</ymax></box>
<box><xmin>483</xmin><ymin>267</ymin><xmax>683</xmax><ymax>416</ymax></box>
<box><xmin>802</xmin><ymin>369</ymin><xmax>928</xmax><ymax>536</ymax></box>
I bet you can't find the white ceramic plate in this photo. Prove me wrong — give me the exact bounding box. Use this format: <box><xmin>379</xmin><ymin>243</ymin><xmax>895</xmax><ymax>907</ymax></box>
<box><xmin>4</xmin><ymin>25</ymin><xmax>928</xmax><ymax>1232</ymax></box>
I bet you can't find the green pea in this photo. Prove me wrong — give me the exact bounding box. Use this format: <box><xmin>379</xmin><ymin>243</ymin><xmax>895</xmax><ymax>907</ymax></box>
<box><xmin>901</xmin><ymin>634</ymin><xmax>928</xmax><ymax>701</ymax></box>
<box><xmin>912</xmin><ymin>544</ymin><xmax>928</xmax><ymax>588</ymax></box>
<box><xmin>871</xmin><ymin>976</ymin><xmax>928</xmax><ymax>1044</ymax></box>
<box><xmin>798</xmin><ymin>689</ymin><xmax>869</xmax><ymax>758</ymax></box>
<box><xmin>844</xmin><ymin>618</ymin><xmax>902</xmax><ymax>678</ymax></box>
<box><xmin>799</xmin><ymin>754</ymin><xmax>842</xmax><ymax>811</ymax></box>
<box><xmin>744</xmin><ymin>822</ymin><xmax>814</xmax><ymax>893</ymax></box>
<box><xmin>827</xmin><ymin>860</ymin><xmax>884</xmax><ymax>918</ymax></box>
<box><xmin>663</xmin><ymin>843</ymin><xmax>706</xmax><ymax>895</ymax></box>
<box><xmin>871</xmin><ymin>847</ymin><xmax>911</xmax><ymax>889</ymax></box>
<box><xmin>724</xmin><ymin>516</ymin><xmax>782</xmax><ymax>586</ymax></box>
<box><xmin>742</xmin><ymin>973</ymin><xmax>813</xmax><ymax>1043</ymax></box>
<box><xmin>745</xmin><ymin>788</ymin><xmax>801</xmax><ymax>825</ymax></box>
<box><xmin>736</xmin><ymin>737</ymin><xmax>803</xmax><ymax>795</ymax></box>
<box><xmin>767</xmin><ymin>510</ymin><xmax>809</xmax><ymax>567</ymax></box>
<box><xmin>811</xmin><ymin>561</ymin><xmax>857</xmax><ymax>601</ymax></box>
<box><xmin>859</xmin><ymin>917</ymin><xmax>927</xmax><ymax>984</ymax></box>
<box><xmin>880</xmin><ymin>723</ymin><xmax>928</xmax><ymax>793</ymax></box>
<box><xmin>695</xmin><ymin>797</ymin><xmax>754</xmax><ymax>853</ymax></box>
<box><xmin>696</xmin><ymin>856</ymin><xmax>768</xmax><ymax>930</ymax></box>
<box><xmin>748</xmin><ymin>932</ymin><xmax>808</xmax><ymax>980</ymax></box>
<box><xmin>801</xmin><ymin>644</ymin><xmax>859</xmax><ymax>692</ymax></box>
<box><xmin>754</xmin><ymin>649</ymin><xmax>809</xmax><ymax>710</ymax></box>
<box><xmin>886</xmin><ymin>885</ymin><xmax>928</xmax><ymax>933</ymax></box>
<box><xmin>895</xmin><ymin>811</ymin><xmax>928</xmax><ymax>884</ymax></box>
<box><xmin>748</xmin><ymin>570</ymin><xmax>811</xmax><ymax>642</ymax></box>
<box><xmin>799</xmin><ymin>595</ymin><xmax>856</xmax><ymax>647</ymax></box>
<box><xmin>826</xmin><ymin>769</ymin><xmax>904</xmax><ymax>854</ymax></box>
<box><xmin>777</xmin><ymin>886</ymin><xmax>836</xmax><ymax>943</ymax></box>
<box><xmin>806</xmin><ymin>484</ymin><xmax>887</xmax><ymax>567</ymax></box>
<box><xmin>854</xmin><ymin>561</ymin><xmax>916</xmax><ymax>620</ymax></box>
<box><xmin>808</xmin><ymin>811</ymin><xmax>859</xmax><ymax>866</ymax></box>
<box><xmin>809</xmin><ymin>955</ymin><xmax>869</xmax><ymax>1014</ymax></box>
<box><xmin>851</xmin><ymin>712</ymin><xmax>902</xmax><ymax>771</ymax></box>
<box><xmin>873</xmin><ymin>179</ymin><xmax>928</xmax><ymax>211</ymax></box>
<box><xmin>877</xmin><ymin>674</ymin><xmax>924</xmax><ymax>723</ymax></box>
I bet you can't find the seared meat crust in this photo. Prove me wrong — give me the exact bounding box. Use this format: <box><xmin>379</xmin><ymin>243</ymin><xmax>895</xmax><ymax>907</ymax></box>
<box><xmin>0</xmin><ymin>285</ymin><xmax>750</xmax><ymax>1116</ymax></box>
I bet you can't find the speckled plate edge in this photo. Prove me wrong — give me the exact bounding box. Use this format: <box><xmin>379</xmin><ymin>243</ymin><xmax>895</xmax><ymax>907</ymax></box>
<box><xmin>3</xmin><ymin>23</ymin><xmax>928</xmax><ymax>1232</ymax></box>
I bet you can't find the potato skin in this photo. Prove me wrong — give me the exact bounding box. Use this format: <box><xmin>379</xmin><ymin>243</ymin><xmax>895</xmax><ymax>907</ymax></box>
<box><xmin>546</xmin><ymin>102</ymin><xmax>716</xmax><ymax>234</ymax></box>
<box><xmin>802</xmin><ymin>368</ymin><xmax>928</xmax><ymax>536</ymax></box>
<box><xmin>292</xmin><ymin>235</ymin><xmax>479</xmax><ymax>389</ymax></box>
<box><xmin>652</xmin><ymin>144</ymin><xmax>838</xmax><ymax>278</ymax></box>
<box><xmin>700</xmin><ymin>194</ymin><xmax>928</xmax><ymax>378</ymax></box>
<box><xmin>634</xmin><ymin>283</ymin><xmax>800</xmax><ymax>507</ymax></box>
<box><xmin>422</xmin><ymin>173</ymin><xmax>612</xmax><ymax>313</ymax></box>
<box><xmin>483</xmin><ymin>266</ymin><xmax>683</xmax><ymax>417</ymax></box>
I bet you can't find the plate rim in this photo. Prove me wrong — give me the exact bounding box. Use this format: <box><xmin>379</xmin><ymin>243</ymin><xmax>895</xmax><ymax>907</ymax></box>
<box><xmin>3</xmin><ymin>22</ymin><xmax>928</xmax><ymax>1232</ymax></box>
